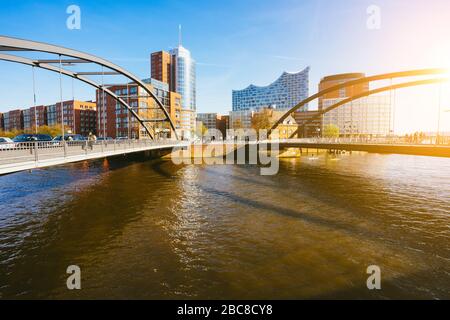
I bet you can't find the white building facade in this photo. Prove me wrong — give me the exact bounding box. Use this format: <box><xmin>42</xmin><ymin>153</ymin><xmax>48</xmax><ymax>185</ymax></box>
<box><xmin>322</xmin><ymin>96</ymin><xmax>392</xmax><ymax>136</ymax></box>
<box><xmin>170</xmin><ymin>45</ymin><xmax>196</xmax><ymax>139</ymax></box>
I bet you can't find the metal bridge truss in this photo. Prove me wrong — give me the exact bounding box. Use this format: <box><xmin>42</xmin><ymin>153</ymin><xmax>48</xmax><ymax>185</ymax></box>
<box><xmin>0</xmin><ymin>36</ymin><xmax>178</xmax><ymax>140</ymax></box>
<box><xmin>269</xmin><ymin>69</ymin><xmax>448</xmax><ymax>138</ymax></box>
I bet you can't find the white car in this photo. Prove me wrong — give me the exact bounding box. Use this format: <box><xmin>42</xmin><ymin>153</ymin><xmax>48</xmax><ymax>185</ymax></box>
<box><xmin>0</xmin><ymin>137</ymin><xmax>15</xmax><ymax>150</ymax></box>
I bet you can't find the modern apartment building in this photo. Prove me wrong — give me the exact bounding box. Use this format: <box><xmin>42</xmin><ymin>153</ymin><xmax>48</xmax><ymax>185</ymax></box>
<box><xmin>151</xmin><ymin>43</ymin><xmax>196</xmax><ymax>139</ymax></box>
<box><xmin>232</xmin><ymin>67</ymin><xmax>310</xmax><ymax>112</ymax></box>
<box><xmin>322</xmin><ymin>96</ymin><xmax>392</xmax><ymax>137</ymax></box>
<box><xmin>319</xmin><ymin>73</ymin><xmax>392</xmax><ymax>137</ymax></box>
<box><xmin>294</xmin><ymin>111</ymin><xmax>323</xmax><ymax>138</ymax></box>
<box><xmin>47</xmin><ymin>100</ymin><xmax>97</xmax><ymax>136</ymax></box>
<box><xmin>144</xmin><ymin>78</ymin><xmax>183</xmax><ymax>138</ymax></box>
<box><xmin>96</xmin><ymin>80</ymin><xmax>182</xmax><ymax>139</ymax></box>
<box><xmin>3</xmin><ymin>109</ymin><xmax>23</xmax><ymax>131</ymax></box>
<box><xmin>229</xmin><ymin>110</ymin><xmax>254</xmax><ymax>129</ymax></box>
<box><xmin>23</xmin><ymin>106</ymin><xmax>47</xmax><ymax>132</ymax></box>
<box><xmin>196</xmin><ymin>113</ymin><xmax>218</xmax><ymax>130</ymax></box>
<box><xmin>318</xmin><ymin>73</ymin><xmax>368</xmax><ymax>111</ymax></box>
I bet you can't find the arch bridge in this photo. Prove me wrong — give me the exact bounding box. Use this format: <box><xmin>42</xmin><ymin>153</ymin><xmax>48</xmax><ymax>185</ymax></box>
<box><xmin>269</xmin><ymin>69</ymin><xmax>449</xmax><ymax>139</ymax></box>
<box><xmin>0</xmin><ymin>35</ymin><xmax>178</xmax><ymax>140</ymax></box>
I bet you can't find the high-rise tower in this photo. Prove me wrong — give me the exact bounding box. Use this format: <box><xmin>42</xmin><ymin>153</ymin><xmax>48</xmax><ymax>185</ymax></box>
<box><xmin>150</xmin><ymin>27</ymin><xmax>197</xmax><ymax>139</ymax></box>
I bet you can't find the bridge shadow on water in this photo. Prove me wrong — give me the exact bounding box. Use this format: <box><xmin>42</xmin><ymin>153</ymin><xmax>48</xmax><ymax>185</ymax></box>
<box><xmin>1</xmin><ymin>156</ymin><xmax>448</xmax><ymax>299</ymax></box>
<box><xmin>197</xmin><ymin>185</ymin><xmax>385</xmax><ymax>243</ymax></box>
<box><xmin>0</xmin><ymin>156</ymin><xmax>185</xmax><ymax>299</ymax></box>
<box><xmin>307</xmin><ymin>268</ymin><xmax>447</xmax><ymax>300</ymax></box>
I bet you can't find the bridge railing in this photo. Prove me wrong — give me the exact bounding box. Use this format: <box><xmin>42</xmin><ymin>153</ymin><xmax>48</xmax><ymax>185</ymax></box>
<box><xmin>276</xmin><ymin>137</ymin><xmax>450</xmax><ymax>146</ymax></box>
<box><xmin>0</xmin><ymin>138</ymin><xmax>181</xmax><ymax>167</ymax></box>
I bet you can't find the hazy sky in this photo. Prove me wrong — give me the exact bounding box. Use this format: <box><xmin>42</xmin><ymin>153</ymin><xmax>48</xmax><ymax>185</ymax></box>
<box><xmin>1</xmin><ymin>0</ymin><xmax>450</xmax><ymax>133</ymax></box>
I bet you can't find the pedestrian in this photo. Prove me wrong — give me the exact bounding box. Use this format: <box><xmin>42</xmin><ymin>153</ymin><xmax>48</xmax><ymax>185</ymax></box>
<box><xmin>88</xmin><ymin>132</ymin><xmax>97</xmax><ymax>150</ymax></box>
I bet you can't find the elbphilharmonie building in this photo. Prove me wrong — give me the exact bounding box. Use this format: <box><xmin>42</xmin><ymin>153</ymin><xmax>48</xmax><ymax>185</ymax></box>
<box><xmin>232</xmin><ymin>67</ymin><xmax>310</xmax><ymax>112</ymax></box>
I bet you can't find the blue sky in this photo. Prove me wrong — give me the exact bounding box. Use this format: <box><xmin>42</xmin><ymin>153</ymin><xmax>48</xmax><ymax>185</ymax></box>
<box><xmin>1</xmin><ymin>0</ymin><xmax>450</xmax><ymax>133</ymax></box>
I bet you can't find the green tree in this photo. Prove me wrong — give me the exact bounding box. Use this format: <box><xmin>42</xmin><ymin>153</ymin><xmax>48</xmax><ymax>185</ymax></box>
<box><xmin>37</xmin><ymin>125</ymin><xmax>65</xmax><ymax>137</ymax></box>
<box><xmin>323</xmin><ymin>124</ymin><xmax>340</xmax><ymax>138</ymax></box>
<box><xmin>251</xmin><ymin>109</ymin><xmax>272</xmax><ymax>132</ymax></box>
<box><xmin>232</xmin><ymin>119</ymin><xmax>243</xmax><ymax>129</ymax></box>
<box><xmin>0</xmin><ymin>129</ymin><xmax>23</xmax><ymax>138</ymax></box>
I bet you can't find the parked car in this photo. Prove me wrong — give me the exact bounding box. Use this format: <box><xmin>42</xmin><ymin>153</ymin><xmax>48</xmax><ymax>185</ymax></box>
<box><xmin>12</xmin><ymin>134</ymin><xmax>53</xmax><ymax>148</ymax></box>
<box><xmin>0</xmin><ymin>137</ymin><xmax>15</xmax><ymax>150</ymax></box>
<box><xmin>97</xmin><ymin>137</ymin><xmax>114</xmax><ymax>141</ymax></box>
<box><xmin>13</xmin><ymin>134</ymin><xmax>53</xmax><ymax>142</ymax></box>
<box><xmin>53</xmin><ymin>134</ymin><xmax>86</xmax><ymax>142</ymax></box>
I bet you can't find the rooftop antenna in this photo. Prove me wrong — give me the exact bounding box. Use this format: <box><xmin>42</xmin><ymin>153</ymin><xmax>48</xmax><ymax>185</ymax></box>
<box><xmin>178</xmin><ymin>24</ymin><xmax>182</xmax><ymax>47</ymax></box>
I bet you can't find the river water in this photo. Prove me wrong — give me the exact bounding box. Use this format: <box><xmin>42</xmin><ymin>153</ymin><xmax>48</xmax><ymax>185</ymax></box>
<box><xmin>0</xmin><ymin>153</ymin><xmax>449</xmax><ymax>299</ymax></box>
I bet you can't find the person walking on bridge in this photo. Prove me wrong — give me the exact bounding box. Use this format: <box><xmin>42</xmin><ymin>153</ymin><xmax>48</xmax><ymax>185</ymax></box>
<box><xmin>88</xmin><ymin>132</ymin><xmax>97</xmax><ymax>150</ymax></box>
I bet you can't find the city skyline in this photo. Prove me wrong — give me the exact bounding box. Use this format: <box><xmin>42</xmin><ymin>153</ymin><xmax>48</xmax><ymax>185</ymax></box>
<box><xmin>0</xmin><ymin>0</ymin><xmax>450</xmax><ymax>134</ymax></box>
<box><xmin>0</xmin><ymin>2</ymin><xmax>449</xmax><ymax>303</ymax></box>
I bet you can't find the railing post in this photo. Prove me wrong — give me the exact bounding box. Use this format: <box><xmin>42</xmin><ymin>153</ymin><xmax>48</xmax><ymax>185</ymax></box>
<box><xmin>63</xmin><ymin>141</ymin><xmax>67</xmax><ymax>158</ymax></box>
<box><xmin>34</xmin><ymin>141</ymin><xmax>39</xmax><ymax>163</ymax></box>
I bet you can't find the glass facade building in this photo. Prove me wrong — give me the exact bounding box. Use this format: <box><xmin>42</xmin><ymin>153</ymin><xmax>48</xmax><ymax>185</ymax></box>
<box><xmin>197</xmin><ymin>113</ymin><xmax>218</xmax><ymax>130</ymax></box>
<box><xmin>169</xmin><ymin>45</ymin><xmax>196</xmax><ymax>139</ymax></box>
<box><xmin>229</xmin><ymin>110</ymin><xmax>254</xmax><ymax>129</ymax></box>
<box><xmin>322</xmin><ymin>96</ymin><xmax>392</xmax><ymax>136</ymax></box>
<box><xmin>169</xmin><ymin>45</ymin><xmax>196</xmax><ymax>112</ymax></box>
<box><xmin>232</xmin><ymin>67</ymin><xmax>310</xmax><ymax>112</ymax></box>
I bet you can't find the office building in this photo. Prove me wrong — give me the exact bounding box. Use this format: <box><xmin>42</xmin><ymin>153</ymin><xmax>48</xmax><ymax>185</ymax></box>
<box><xmin>169</xmin><ymin>45</ymin><xmax>196</xmax><ymax>139</ymax></box>
<box><xmin>151</xmin><ymin>41</ymin><xmax>197</xmax><ymax>139</ymax></box>
<box><xmin>232</xmin><ymin>67</ymin><xmax>310</xmax><ymax>112</ymax></box>
<box><xmin>0</xmin><ymin>112</ymin><xmax>3</xmax><ymax>131</ymax></box>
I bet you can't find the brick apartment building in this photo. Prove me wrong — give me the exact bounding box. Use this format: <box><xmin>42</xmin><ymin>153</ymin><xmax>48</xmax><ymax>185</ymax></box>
<box><xmin>3</xmin><ymin>109</ymin><xmax>24</xmax><ymax>131</ymax></box>
<box><xmin>96</xmin><ymin>80</ymin><xmax>181</xmax><ymax>139</ymax></box>
<box><xmin>151</xmin><ymin>51</ymin><xmax>174</xmax><ymax>89</ymax></box>
<box><xmin>23</xmin><ymin>105</ymin><xmax>47</xmax><ymax>132</ymax></box>
<box><xmin>47</xmin><ymin>100</ymin><xmax>97</xmax><ymax>136</ymax></box>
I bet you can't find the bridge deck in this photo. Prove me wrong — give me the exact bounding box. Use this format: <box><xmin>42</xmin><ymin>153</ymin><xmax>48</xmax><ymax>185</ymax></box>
<box><xmin>0</xmin><ymin>139</ymin><xmax>187</xmax><ymax>175</ymax></box>
<box><xmin>277</xmin><ymin>139</ymin><xmax>450</xmax><ymax>158</ymax></box>
<box><xmin>1</xmin><ymin>138</ymin><xmax>449</xmax><ymax>175</ymax></box>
